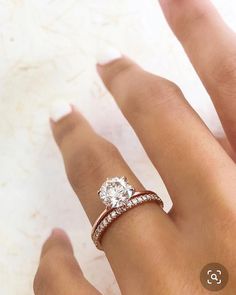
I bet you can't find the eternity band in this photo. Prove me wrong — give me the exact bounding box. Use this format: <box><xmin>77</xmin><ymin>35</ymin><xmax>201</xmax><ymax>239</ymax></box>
<box><xmin>91</xmin><ymin>177</ymin><xmax>164</xmax><ymax>250</ymax></box>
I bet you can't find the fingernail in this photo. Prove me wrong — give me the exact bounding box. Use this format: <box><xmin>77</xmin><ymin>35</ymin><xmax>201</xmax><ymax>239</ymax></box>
<box><xmin>50</xmin><ymin>101</ymin><xmax>72</xmax><ymax>122</ymax></box>
<box><xmin>51</xmin><ymin>228</ymin><xmax>68</xmax><ymax>239</ymax></box>
<box><xmin>96</xmin><ymin>47</ymin><xmax>122</xmax><ymax>66</ymax></box>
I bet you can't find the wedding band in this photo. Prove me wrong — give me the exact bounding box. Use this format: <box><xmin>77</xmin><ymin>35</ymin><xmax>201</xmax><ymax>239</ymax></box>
<box><xmin>91</xmin><ymin>176</ymin><xmax>163</xmax><ymax>250</ymax></box>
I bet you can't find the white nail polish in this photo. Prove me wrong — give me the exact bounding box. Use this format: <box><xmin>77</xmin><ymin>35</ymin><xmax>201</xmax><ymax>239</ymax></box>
<box><xmin>50</xmin><ymin>101</ymin><xmax>72</xmax><ymax>122</ymax></box>
<box><xmin>96</xmin><ymin>47</ymin><xmax>122</xmax><ymax>65</ymax></box>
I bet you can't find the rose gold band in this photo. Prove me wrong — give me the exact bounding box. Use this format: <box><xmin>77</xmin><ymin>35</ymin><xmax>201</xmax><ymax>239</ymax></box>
<box><xmin>91</xmin><ymin>191</ymin><xmax>163</xmax><ymax>250</ymax></box>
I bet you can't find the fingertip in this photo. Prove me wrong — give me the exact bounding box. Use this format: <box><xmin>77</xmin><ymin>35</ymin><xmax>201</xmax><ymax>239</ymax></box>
<box><xmin>50</xmin><ymin>101</ymin><xmax>73</xmax><ymax>123</ymax></box>
<box><xmin>96</xmin><ymin>46</ymin><xmax>122</xmax><ymax>66</ymax></box>
<box><xmin>41</xmin><ymin>228</ymin><xmax>73</xmax><ymax>259</ymax></box>
<box><xmin>96</xmin><ymin>63</ymin><xmax>103</xmax><ymax>77</ymax></box>
<box><xmin>49</xmin><ymin>103</ymin><xmax>95</xmax><ymax>150</ymax></box>
<box><xmin>96</xmin><ymin>54</ymin><xmax>140</xmax><ymax>98</ymax></box>
<box><xmin>51</xmin><ymin>228</ymin><xmax>70</xmax><ymax>239</ymax></box>
<box><xmin>49</xmin><ymin>103</ymin><xmax>74</xmax><ymax>131</ymax></box>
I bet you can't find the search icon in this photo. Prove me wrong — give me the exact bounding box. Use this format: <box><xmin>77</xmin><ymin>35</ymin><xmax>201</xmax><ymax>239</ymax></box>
<box><xmin>211</xmin><ymin>273</ymin><xmax>218</xmax><ymax>281</ymax></box>
<box><xmin>200</xmin><ymin>263</ymin><xmax>229</xmax><ymax>291</ymax></box>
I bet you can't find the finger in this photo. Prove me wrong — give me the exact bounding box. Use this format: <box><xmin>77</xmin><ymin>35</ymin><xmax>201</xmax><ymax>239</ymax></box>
<box><xmin>50</xmin><ymin>104</ymin><xmax>176</xmax><ymax>294</ymax></box>
<box><xmin>217</xmin><ymin>137</ymin><xmax>236</xmax><ymax>163</ymax></box>
<box><xmin>97</xmin><ymin>55</ymin><xmax>236</xmax><ymax>219</ymax></box>
<box><xmin>159</xmin><ymin>0</ymin><xmax>236</xmax><ymax>152</ymax></box>
<box><xmin>34</xmin><ymin>228</ymin><xmax>101</xmax><ymax>295</ymax></box>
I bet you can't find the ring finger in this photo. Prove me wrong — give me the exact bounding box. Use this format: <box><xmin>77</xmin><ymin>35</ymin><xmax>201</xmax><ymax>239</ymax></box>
<box><xmin>50</xmin><ymin>105</ymin><xmax>176</xmax><ymax>294</ymax></box>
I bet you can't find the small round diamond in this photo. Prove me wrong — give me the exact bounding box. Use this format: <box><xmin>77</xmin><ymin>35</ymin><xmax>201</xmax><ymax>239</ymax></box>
<box><xmin>116</xmin><ymin>208</ymin><xmax>123</xmax><ymax>214</ymax></box>
<box><xmin>127</xmin><ymin>201</ymin><xmax>132</xmax><ymax>207</ymax></box>
<box><xmin>111</xmin><ymin>211</ymin><xmax>117</xmax><ymax>218</ymax></box>
<box><xmin>98</xmin><ymin>177</ymin><xmax>135</xmax><ymax>209</ymax></box>
<box><xmin>98</xmin><ymin>225</ymin><xmax>103</xmax><ymax>233</ymax></box>
<box><xmin>132</xmin><ymin>199</ymin><xmax>138</xmax><ymax>205</ymax></box>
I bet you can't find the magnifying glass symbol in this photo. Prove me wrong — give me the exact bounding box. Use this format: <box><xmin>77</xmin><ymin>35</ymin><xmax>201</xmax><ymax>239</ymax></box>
<box><xmin>211</xmin><ymin>273</ymin><xmax>218</xmax><ymax>281</ymax></box>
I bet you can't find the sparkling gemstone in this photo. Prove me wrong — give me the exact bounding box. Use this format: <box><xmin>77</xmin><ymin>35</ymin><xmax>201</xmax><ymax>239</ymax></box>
<box><xmin>116</xmin><ymin>207</ymin><xmax>123</xmax><ymax>214</ymax></box>
<box><xmin>132</xmin><ymin>199</ymin><xmax>138</xmax><ymax>205</ymax></box>
<box><xmin>111</xmin><ymin>211</ymin><xmax>117</xmax><ymax>218</ymax></box>
<box><xmin>127</xmin><ymin>201</ymin><xmax>132</xmax><ymax>207</ymax></box>
<box><xmin>98</xmin><ymin>225</ymin><xmax>103</xmax><ymax>232</ymax></box>
<box><xmin>98</xmin><ymin>176</ymin><xmax>135</xmax><ymax>208</ymax></box>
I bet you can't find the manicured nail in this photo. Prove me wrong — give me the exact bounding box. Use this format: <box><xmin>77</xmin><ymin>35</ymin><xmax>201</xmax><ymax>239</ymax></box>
<box><xmin>96</xmin><ymin>47</ymin><xmax>122</xmax><ymax>66</ymax></box>
<box><xmin>50</xmin><ymin>101</ymin><xmax>72</xmax><ymax>122</ymax></box>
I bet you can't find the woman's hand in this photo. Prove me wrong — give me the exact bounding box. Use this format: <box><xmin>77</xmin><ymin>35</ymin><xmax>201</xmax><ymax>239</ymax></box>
<box><xmin>34</xmin><ymin>1</ymin><xmax>236</xmax><ymax>294</ymax></box>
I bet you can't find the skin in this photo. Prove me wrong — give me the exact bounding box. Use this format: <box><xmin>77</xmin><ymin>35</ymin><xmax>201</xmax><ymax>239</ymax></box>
<box><xmin>34</xmin><ymin>1</ymin><xmax>236</xmax><ymax>294</ymax></box>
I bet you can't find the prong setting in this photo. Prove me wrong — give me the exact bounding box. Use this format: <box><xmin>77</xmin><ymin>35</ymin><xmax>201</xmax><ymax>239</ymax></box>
<box><xmin>98</xmin><ymin>176</ymin><xmax>135</xmax><ymax>209</ymax></box>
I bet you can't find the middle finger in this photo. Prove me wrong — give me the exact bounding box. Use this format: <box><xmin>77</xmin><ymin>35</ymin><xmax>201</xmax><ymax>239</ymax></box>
<box><xmin>97</xmin><ymin>56</ymin><xmax>236</xmax><ymax>220</ymax></box>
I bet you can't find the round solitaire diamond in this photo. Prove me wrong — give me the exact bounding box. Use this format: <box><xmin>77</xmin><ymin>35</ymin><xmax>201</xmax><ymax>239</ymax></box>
<box><xmin>98</xmin><ymin>176</ymin><xmax>135</xmax><ymax>209</ymax></box>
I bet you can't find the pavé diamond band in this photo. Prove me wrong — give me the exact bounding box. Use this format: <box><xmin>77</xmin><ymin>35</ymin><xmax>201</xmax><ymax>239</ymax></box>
<box><xmin>91</xmin><ymin>176</ymin><xmax>164</xmax><ymax>250</ymax></box>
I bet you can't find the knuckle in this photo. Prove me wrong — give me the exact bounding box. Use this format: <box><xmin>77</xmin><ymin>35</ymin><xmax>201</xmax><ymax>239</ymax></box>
<box><xmin>159</xmin><ymin>80</ymin><xmax>182</xmax><ymax>100</ymax></box>
<box><xmin>66</xmin><ymin>137</ymin><xmax>120</xmax><ymax>188</ymax></box>
<box><xmin>124</xmin><ymin>76</ymin><xmax>182</xmax><ymax>116</ymax></box>
<box><xmin>165</xmin><ymin>1</ymin><xmax>211</xmax><ymax>43</ymax></box>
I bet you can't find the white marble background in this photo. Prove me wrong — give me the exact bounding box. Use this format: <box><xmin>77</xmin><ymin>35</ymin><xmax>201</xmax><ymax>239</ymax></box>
<box><xmin>0</xmin><ymin>1</ymin><xmax>235</xmax><ymax>294</ymax></box>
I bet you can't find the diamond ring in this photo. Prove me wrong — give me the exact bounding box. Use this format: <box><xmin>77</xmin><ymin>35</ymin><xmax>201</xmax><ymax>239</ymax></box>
<box><xmin>91</xmin><ymin>176</ymin><xmax>163</xmax><ymax>250</ymax></box>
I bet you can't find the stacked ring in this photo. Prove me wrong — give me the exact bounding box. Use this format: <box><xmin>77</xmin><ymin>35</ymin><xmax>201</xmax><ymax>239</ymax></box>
<box><xmin>91</xmin><ymin>177</ymin><xmax>164</xmax><ymax>250</ymax></box>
